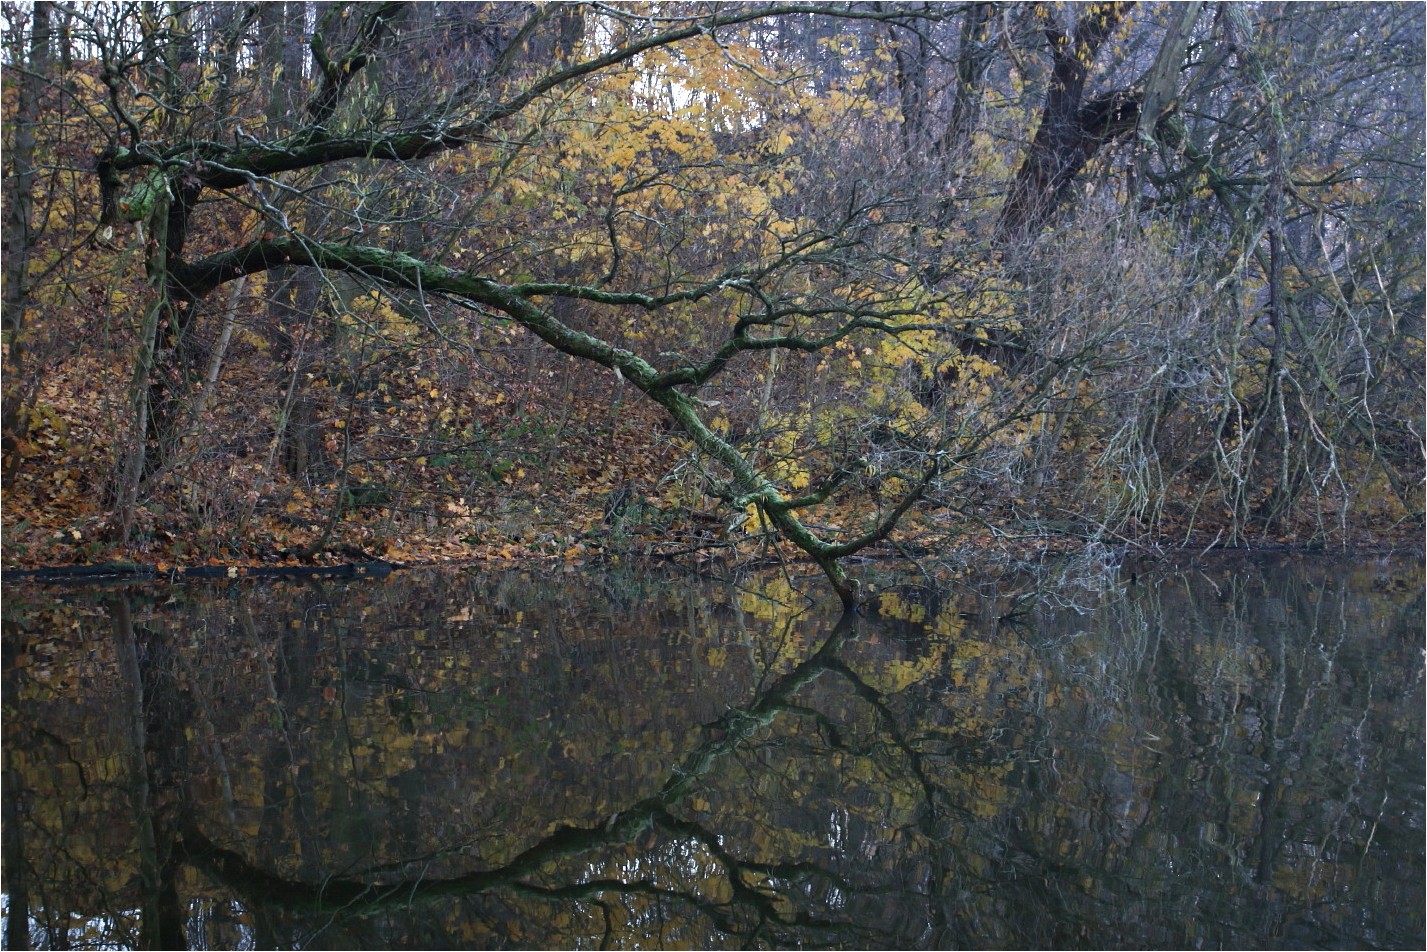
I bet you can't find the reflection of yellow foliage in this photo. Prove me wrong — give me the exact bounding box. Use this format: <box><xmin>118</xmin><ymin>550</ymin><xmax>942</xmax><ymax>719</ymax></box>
<box><xmin>965</xmin><ymin>764</ymin><xmax>1014</xmax><ymax>819</ymax></box>
<box><xmin>932</xmin><ymin>610</ymin><xmax>969</xmax><ymax>640</ymax></box>
<box><xmin>876</xmin><ymin>590</ymin><xmax>925</xmax><ymax>624</ymax></box>
<box><xmin>737</xmin><ymin>574</ymin><xmax>804</xmax><ymax>625</ymax></box>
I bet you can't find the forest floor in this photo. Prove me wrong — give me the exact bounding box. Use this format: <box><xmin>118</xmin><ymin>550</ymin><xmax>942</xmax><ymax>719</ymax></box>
<box><xmin>3</xmin><ymin>342</ymin><xmax>1421</xmax><ymax>579</ymax></box>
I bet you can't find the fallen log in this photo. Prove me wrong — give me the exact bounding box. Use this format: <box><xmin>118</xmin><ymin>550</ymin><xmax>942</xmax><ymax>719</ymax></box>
<box><xmin>0</xmin><ymin>561</ymin><xmax>400</xmax><ymax>584</ymax></box>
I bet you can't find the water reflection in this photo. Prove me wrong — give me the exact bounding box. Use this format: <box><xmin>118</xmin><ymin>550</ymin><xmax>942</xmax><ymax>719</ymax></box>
<box><xmin>2</xmin><ymin>556</ymin><xmax>1422</xmax><ymax>949</ymax></box>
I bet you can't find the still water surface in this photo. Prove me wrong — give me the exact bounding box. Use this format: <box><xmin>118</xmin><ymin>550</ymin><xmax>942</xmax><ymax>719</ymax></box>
<box><xmin>2</xmin><ymin>554</ymin><xmax>1423</xmax><ymax>949</ymax></box>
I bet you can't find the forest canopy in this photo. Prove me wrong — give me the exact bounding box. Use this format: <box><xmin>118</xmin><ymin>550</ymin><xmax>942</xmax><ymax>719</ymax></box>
<box><xmin>2</xmin><ymin>1</ymin><xmax>1422</xmax><ymax>605</ymax></box>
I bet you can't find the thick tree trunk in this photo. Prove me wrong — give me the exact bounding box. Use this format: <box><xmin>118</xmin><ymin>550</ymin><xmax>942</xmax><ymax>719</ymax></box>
<box><xmin>1</xmin><ymin>1</ymin><xmax>53</xmax><ymax>471</ymax></box>
<box><xmin>2</xmin><ymin>1</ymin><xmax>50</xmax><ymax>334</ymax></box>
<box><xmin>997</xmin><ymin>3</ymin><xmax>1137</xmax><ymax>240</ymax></box>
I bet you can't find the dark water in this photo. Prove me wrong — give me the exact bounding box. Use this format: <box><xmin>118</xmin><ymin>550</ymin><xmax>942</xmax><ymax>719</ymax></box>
<box><xmin>2</xmin><ymin>554</ymin><xmax>1422</xmax><ymax>950</ymax></box>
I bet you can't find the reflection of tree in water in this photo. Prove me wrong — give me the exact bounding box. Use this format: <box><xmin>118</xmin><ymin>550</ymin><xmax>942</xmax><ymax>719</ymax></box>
<box><xmin>168</xmin><ymin>612</ymin><xmax>934</xmax><ymax>948</ymax></box>
<box><xmin>2</xmin><ymin>559</ymin><xmax>1423</xmax><ymax>949</ymax></box>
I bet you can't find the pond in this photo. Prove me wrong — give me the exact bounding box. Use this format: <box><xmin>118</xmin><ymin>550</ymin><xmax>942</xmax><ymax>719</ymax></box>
<box><xmin>2</xmin><ymin>553</ymin><xmax>1423</xmax><ymax>950</ymax></box>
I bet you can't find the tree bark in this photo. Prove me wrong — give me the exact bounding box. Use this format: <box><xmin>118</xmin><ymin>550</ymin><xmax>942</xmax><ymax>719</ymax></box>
<box><xmin>1</xmin><ymin>1</ymin><xmax>53</xmax><ymax>468</ymax></box>
<box><xmin>997</xmin><ymin>2</ymin><xmax>1137</xmax><ymax>239</ymax></box>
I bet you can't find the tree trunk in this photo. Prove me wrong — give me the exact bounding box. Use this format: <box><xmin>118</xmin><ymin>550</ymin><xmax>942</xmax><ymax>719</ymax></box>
<box><xmin>1</xmin><ymin>1</ymin><xmax>53</xmax><ymax>463</ymax></box>
<box><xmin>280</xmin><ymin>272</ymin><xmax>326</xmax><ymax>478</ymax></box>
<box><xmin>997</xmin><ymin>3</ymin><xmax>1137</xmax><ymax>239</ymax></box>
<box><xmin>939</xmin><ymin>2</ymin><xmax>995</xmax><ymax>159</ymax></box>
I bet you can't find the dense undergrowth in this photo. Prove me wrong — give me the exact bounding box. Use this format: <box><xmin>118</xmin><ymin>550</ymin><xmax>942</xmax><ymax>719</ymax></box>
<box><xmin>2</xmin><ymin>3</ymin><xmax>1422</xmax><ymax>584</ymax></box>
<box><xmin>3</xmin><ymin>330</ymin><xmax>1418</xmax><ymax>577</ymax></box>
